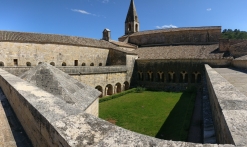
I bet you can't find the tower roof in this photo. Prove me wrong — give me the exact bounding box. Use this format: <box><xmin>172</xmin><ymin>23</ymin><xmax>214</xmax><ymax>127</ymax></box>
<box><xmin>125</xmin><ymin>0</ymin><xmax>138</xmax><ymax>23</ymax></box>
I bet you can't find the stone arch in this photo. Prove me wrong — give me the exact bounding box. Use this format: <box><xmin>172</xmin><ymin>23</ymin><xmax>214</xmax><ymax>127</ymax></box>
<box><xmin>135</xmin><ymin>24</ymin><xmax>138</xmax><ymax>32</ymax></box>
<box><xmin>50</xmin><ymin>62</ymin><xmax>55</xmax><ymax>66</ymax></box>
<box><xmin>179</xmin><ymin>71</ymin><xmax>188</xmax><ymax>83</ymax></box>
<box><xmin>168</xmin><ymin>71</ymin><xmax>176</xmax><ymax>83</ymax></box>
<box><xmin>99</xmin><ymin>63</ymin><xmax>102</xmax><ymax>66</ymax></box>
<box><xmin>192</xmin><ymin>71</ymin><xmax>201</xmax><ymax>83</ymax></box>
<box><xmin>138</xmin><ymin>71</ymin><xmax>143</xmax><ymax>81</ymax></box>
<box><xmin>105</xmin><ymin>84</ymin><xmax>113</xmax><ymax>96</ymax></box>
<box><xmin>82</xmin><ymin>63</ymin><xmax>86</xmax><ymax>66</ymax></box>
<box><xmin>26</xmin><ymin>62</ymin><xmax>31</xmax><ymax>66</ymax></box>
<box><xmin>0</xmin><ymin>62</ymin><xmax>4</xmax><ymax>66</ymax></box>
<box><xmin>123</xmin><ymin>81</ymin><xmax>130</xmax><ymax>91</ymax></box>
<box><xmin>95</xmin><ymin>86</ymin><xmax>103</xmax><ymax>98</ymax></box>
<box><xmin>90</xmin><ymin>63</ymin><xmax>94</xmax><ymax>66</ymax></box>
<box><xmin>147</xmin><ymin>71</ymin><xmax>153</xmax><ymax>81</ymax></box>
<box><xmin>62</xmin><ymin>62</ymin><xmax>66</xmax><ymax>66</ymax></box>
<box><xmin>157</xmin><ymin>71</ymin><xmax>164</xmax><ymax>82</ymax></box>
<box><xmin>115</xmin><ymin>83</ymin><xmax>121</xmax><ymax>94</ymax></box>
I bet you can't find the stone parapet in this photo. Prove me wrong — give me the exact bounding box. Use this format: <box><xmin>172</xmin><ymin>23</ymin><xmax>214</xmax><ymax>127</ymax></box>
<box><xmin>0</xmin><ymin>66</ymin><xmax>128</xmax><ymax>76</ymax></box>
<box><xmin>205</xmin><ymin>64</ymin><xmax>247</xmax><ymax>146</ymax></box>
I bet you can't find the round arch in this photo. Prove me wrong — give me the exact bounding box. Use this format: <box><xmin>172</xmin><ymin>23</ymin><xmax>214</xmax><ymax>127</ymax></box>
<box><xmin>95</xmin><ymin>85</ymin><xmax>103</xmax><ymax>98</ymax></box>
<box><xmin>0</xmin><ymin>61</ymin><xmax>4</xmax><ymax>66</ymax></box>
<box><xmin>26</xmin><ymin>62</ymin><xmax>31</xmax><ymax>66</ymax></box>
<box><xmin>123</xmin><ymin>81</ymin><xmax>130</xmax><ymax>91</ymax></box>
<box><xmin>105</xmin><ymin>84</ymin><xmax>113</xmax><ymax>96</ymax></box>
<box><xmin>82</xmin><ymin>63</ymin><xmax>86</xmax><ymax>66</ymax></box>
<box><xmin>99</xmin><ymin>63</ymin><xmax>102</xmax><ymax>66</ymax></box>
<box><xmin>90</xmin><ymin>63</ymin><xmax>94</xmax><ymax>66</ymax></box>
<box><xmin>62</xmin><ymin>62</ymin><xmax>66</xmax><ymax>66</ymax></box>
<box><xmin>50</xmin><ymin>62</ymin><xmax>55</xmax><ymax>66</ymax></box>
<box><xmin>115</xmin><ymin>83</ymin><xmax>121</xmax><ymax>93</ymax></box>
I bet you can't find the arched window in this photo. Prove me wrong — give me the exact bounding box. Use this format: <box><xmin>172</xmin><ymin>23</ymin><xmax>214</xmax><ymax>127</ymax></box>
<box><xmin>0</xmin><ymin>62</ymin><xmax>4</xmax><ymax>66</ymax></box>
<box><xmin>90</xmin><ymin>63</ymin><xmax>94</xmax><ymax>66</ymax></box>
<box><xmin>82</xmin><ymin>63</ymin><xmax>86</xmax><ymax>66</ymax></box>
<box><xmin>26</xmin><ymin>62</ymin><xmax>31</xmax><ymax>66</ymax></box>
<box><xmin>95</xmin><ymin>86</ymin><xmax>103</xmax><ymax>98</ymax></box>
<box><xmin>99</xmin><ymin>63</ymin><xmax>102</xmax><ymax>66</ymax></box>
<box><xmin>135</xmin><ymin>24</ymin><xmax>139</xmax><ymax>32</ymax></box>
<box><xmin>50</xmin><ymin>62</ymin><xmax>55</xmax><ymax>66</ymax></box>
<box><xmin>38</xmin><ymin>62</ymin><xmax>42</xmax><ymax>65</ymax></box>
<box><xmin>62</xmin><ymin>62</ymin><xmax>66</xmax><ymax>66</ymax></box>
<box><xmin>128</xmin><ymin>23</ymin><xmax>131</xmax><ymax>31</ymax></box>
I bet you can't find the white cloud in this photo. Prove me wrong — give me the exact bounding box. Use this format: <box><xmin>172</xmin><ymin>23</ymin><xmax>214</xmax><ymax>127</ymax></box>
<box><xmin>156</xmin><ymin>24</ymin><xmax>178</xmax><ymax>29</ymax></box>
<box><xmin>102</xmin><ymin>0</ymin><xmax>109</xmax><ymax>3</ymax></box>
<box><xmin>206</xmin><ymin>8</ymin><xmax>212</xmax><ymax>11</ymax></box>
<box><xmin>71</xmin><ymin>9</ymin><xmax>92</xmax><ymax>15</ymax></box>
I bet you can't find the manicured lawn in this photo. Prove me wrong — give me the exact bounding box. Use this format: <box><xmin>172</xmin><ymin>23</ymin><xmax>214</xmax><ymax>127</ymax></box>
<box><xmin>99</xmin><ymin>90</ymin><xmax>196</xmax><ymax>141</ymax></box>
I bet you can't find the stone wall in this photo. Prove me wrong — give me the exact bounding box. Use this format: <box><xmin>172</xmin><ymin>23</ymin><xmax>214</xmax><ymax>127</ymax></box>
<box><xmin>0</xmin><ymin>68</ymin><xmax>235</xmax><ymax>147</ymax></box>
<box><xmin>128</xmin><ymin>28</ymin><xmax>221</xmax><ymax>46</ymax></box>
<box><xmin>231</xmin><ymin>60</ymin><xmax>247</xmax><ymax>70</ymax></box>
<box><xmin>205</xmin><ymin>64</ymin><xmax>247</xmax><ymax>146</ymax></box>
<box><xmin>0</xmin><ymin>42</ymin><xmax>109</xmax><ymax>67</ymax></box>
<box><xmin>72</xmin><ymin>72</ymin><xmax>129</xmax><ymax>97</ymax></box>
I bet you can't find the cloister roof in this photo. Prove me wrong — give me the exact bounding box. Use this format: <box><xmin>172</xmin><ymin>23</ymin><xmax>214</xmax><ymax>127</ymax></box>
<box><xmin>132</xmin><ymin>44</ymin><xmax>233</xmax><ymax>59</ymax></box>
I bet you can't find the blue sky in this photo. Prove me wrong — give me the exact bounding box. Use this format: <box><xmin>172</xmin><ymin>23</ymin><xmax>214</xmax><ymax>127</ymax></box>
<box><xmin>0</xmin><ymin>0</ymin><xmax>246</xmax><ymax>40</ymax></box>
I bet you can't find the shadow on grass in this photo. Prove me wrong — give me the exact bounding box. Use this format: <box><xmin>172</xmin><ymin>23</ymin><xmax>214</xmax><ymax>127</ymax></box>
<box><xmin>155</xmin><ymin>91</ymin><xmax>196</xmax><ymax>141</ymax></box>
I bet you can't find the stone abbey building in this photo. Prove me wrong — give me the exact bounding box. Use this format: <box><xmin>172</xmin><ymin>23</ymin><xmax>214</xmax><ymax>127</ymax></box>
<box><xmin>0</xmin><ymin>0</ymin><xmax>247</xmax><ymax>146</ymax></box>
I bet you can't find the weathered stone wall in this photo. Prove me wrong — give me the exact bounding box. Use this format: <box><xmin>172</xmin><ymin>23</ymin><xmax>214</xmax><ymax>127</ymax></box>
<box><xmin>0</xmin><ymin>42</ymin><xmax>109</xmax><ymax>67</ymax></box>
<box><xmin>231</xmin><ymin>60</ymin><xmax>247</xmax><ymax>70</ymax></box>
<box><xmin>106</xmin><ymin>49</ymin><xmax>126</xmax><ymax>65</ymax></box>
<box><xmin>128</xmin><ymin>28</ymin><xmax>221</xmax><ymax>46</ymax></box>
<box><xmin>205</xmin><ymin>64</ymin><xmax>247</xmax><ymax>146</ymax></box>
<box><xmin>132</xmin><ymin>59</ymin><xmax>231</xmax><ymax>90</ymax></box>
<box><xmin>85</xmin><ymin>98</ymin><xmax>99</xmax><ymax>117</ymax></box>
<box><xmin>72</xmin><ymin>72</ymin><xmax>129</xmax><ymax>96</ymax></box>
<box><xmin>0</xmin><ymin>68</ymin><xmax>235</xmax><ymax>147</ymax></box>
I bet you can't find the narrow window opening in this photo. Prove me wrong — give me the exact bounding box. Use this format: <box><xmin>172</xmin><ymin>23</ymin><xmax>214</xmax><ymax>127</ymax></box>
<box><xmin>14</xmin><ymin>59</ymin><xmax>18</xmax><ymax>66</ymax></box>
<box><xmin>74</xmin><ymin>60</ymin><xmax>78</xmax><ymax>66</ymax></box>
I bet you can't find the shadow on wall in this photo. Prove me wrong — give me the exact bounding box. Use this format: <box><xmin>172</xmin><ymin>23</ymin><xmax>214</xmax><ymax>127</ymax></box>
<box><xmin>155</xmin><ymin>91</ymin><xmax>197</xmax><ymax>142</ymax></box>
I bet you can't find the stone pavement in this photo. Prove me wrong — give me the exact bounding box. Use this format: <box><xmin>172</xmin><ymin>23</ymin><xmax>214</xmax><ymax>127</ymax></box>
<box><xmin>214</xmin><ymin>68</ymin><xmax>247</xmax><ymax>97</ymax></box>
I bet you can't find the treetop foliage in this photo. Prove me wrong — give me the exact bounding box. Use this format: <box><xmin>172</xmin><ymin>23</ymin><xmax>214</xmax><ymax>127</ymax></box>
<box><xmin>222</xmin><ymin>29</ymin><xmax>247</xmax><ymax>39</ymax></box>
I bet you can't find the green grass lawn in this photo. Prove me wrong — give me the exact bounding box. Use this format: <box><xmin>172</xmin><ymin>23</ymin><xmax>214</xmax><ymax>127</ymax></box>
<box><xmin>99</xmin><ymin>90</ymin><xmax>196</xmax><ymax>141</ymax></box>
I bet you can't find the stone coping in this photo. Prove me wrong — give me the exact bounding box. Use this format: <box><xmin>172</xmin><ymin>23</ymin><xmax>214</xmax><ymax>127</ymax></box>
<box><xmin>0</xmin><ymin>68</ymin><xmax>235</xmax><ymax>146</ymax></box>
<box><xmin>0</xmin><ymin>66</ymin><xmax>128</xmax><ymax>75</ymax></box>
<box><xmin>205</xmin><ymin>64</ymin><xmax>247</xmax><ymax>146</ymax></box>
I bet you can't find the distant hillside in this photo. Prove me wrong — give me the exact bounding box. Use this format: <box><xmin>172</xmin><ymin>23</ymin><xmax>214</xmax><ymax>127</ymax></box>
<box><xmin>222</xmin><ymin>29</ymin><xmax>247</xmax><ymax>39</ymax></box>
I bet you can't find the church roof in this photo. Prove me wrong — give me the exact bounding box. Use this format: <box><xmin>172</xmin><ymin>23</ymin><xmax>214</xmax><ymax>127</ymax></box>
<box><xmin>125</xmin><ymin>0</ymin><xmax>138</xmax><ymax>23</ymax></box>
<box><xmin>19</xmin><ymin>63</ymin><xmax>100</xmax><ymax>111</ymax></box>
<box><xmin>132</xmin><ymin>44</ymin><xmax>232</xmax><ymax>59</ymax></box>
<box><xmin>0</xmin><ymin>30</ymin><xmax>117</xmax><ymax>49</ymax></box>
<box><xmin>129</xmin><ymin>26</ymin><xmax>221</xmax><ymax>37</ymax></box>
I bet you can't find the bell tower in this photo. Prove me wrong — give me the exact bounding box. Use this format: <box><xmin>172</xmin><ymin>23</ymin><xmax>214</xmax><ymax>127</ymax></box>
<box><xmin>125</xmin><ymin>0</ymin><xmax>139</xmax><ymax>35</ymax></box>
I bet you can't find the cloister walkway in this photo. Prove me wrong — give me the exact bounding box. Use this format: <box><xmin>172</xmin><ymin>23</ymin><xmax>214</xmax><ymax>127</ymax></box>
<box><xmin>214</xmin><ymin>68</ymin><xmax>247</xmax><ymax>97</ymax></box>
